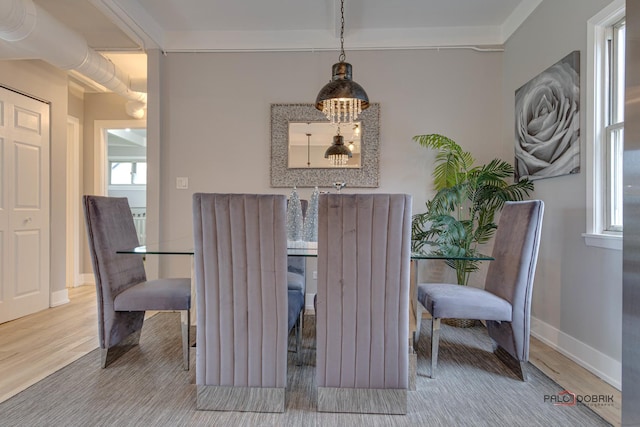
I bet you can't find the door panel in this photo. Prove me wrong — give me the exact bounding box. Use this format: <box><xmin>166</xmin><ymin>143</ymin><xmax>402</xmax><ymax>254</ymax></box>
<box><xmin>0</xmin><ymin>87</ymin><xmax>49</xmax><ymax>324</ymax></box>
<box><xmin>14</xmin><ymin>230</ymin><xmax>41</xmax><ymax>296</ymax></box>
<box><xmin>14</xmin><ymin>142</ymin><xmax>40</xmax><ymax>209</ymax></box>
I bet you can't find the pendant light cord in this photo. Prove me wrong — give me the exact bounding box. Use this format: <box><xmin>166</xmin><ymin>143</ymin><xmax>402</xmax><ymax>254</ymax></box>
<box><xmin>339</xmin><ymin>0</ymin><xmax>346</xmax><ymax>62</ymax></box>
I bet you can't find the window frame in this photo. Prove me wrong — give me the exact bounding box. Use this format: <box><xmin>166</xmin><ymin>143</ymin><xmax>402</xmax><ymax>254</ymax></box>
<box><xmin>108</xmin><ymin>159</ymin><xmax>147</xmax><ymax>187</ymax></box>
<box><xmin>584</xmin><ymin>0</ymin><xmax>625</xmax><ymax>250</ymax></box>
<box><xmin>604</xmin><ymin>18</ymin><xmax>625</xmax><ymax>232</ymax></box>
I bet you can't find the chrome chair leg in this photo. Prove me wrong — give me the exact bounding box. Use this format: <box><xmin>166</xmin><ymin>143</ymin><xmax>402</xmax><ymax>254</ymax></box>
<box><xmin>414</xmin><ymin>301</ymin><xmax>424</xmax><ymax>345</ymax></box>
<box><xmin>181</xmin><ymin>310</ymin><xmax>190</xmax><ymax>370</ymax></box>
<box><xmin>431</xmin><ymin>317</ymin><xmax>441</xmax><ymax>378</ymax></box>
<box><xmin>295</xmin><ymin>311</ymin><xmax>303</xmax><ymax>365</ymax></box>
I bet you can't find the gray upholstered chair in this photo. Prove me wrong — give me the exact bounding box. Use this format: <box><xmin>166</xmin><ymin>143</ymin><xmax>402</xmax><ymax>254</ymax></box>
<box><xmin>316</xmin><ymin>193</ymin><xmax>412</xmax><ymax>414</ymax></box>
<box><xmin>83</xmin><ymin>195</ymin><xmax>191</xmax><ymax>370</ymax></box>
<box><xmin>192</xmin><ymin>193</ymin><xmax>289</xmax><ymax>412</ymax></box>
<box><xmin>416</xmin><ymin>200</ymin><xmax>544</xmax><ymax>381</ymax></box>
<box><xmin>287</xmin><ymin>198</ymin><xmax>307</xmax><ymax>360</ymax></box>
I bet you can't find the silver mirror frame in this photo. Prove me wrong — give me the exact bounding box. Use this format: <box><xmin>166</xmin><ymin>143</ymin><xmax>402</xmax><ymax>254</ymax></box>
<box><xmin>270</xmin><ymin>103</ymin><xmax>380</xmax><ymax>188</ymax></box>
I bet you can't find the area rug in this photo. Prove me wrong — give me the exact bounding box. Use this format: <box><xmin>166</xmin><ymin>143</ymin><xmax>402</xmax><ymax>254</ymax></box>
<box><xmin>0</xmin><ymin>313</ymin><xmax>609</xmax><ymax>426</ymax></box>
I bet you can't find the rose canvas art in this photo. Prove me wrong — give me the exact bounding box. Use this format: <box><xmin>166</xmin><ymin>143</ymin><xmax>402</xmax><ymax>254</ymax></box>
<box><xmin>514</xmin><ymin>51</ymin><xmax>580</xmax><ymax>181</ymax></box>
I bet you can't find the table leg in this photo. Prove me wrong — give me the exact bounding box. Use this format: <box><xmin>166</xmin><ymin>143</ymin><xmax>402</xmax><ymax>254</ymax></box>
<box><xmin>191</xmin><ymin>255</ymin><xmax>196</xmax><ymax>326</ymax></box>
<box><xmin>409</xmin><ymin>259</ymin><xmax>418</xmax><ymax>390</ymax></box>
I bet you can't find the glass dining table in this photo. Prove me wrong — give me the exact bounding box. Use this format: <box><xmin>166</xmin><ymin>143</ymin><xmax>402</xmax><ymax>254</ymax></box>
<box><xmin>118</xmin><ymin>239</ymin><xmax>492</xmax><ymax>344</ymax></box>
<box><xmin>118</xmin><ymin>239</ymin><xmax>492</xmax><ymax>390</ymax></box>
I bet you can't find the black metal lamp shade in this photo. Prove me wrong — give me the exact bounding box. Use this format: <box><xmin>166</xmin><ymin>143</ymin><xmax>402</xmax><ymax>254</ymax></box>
<box><xmin>324</xmin><ymin>134</ymin><xmax>352</xmax><ymax>166</ymax></box>
<box><xmin>315</xmin><ymin>62</ymin><xmax>369</xmax><ymax>109</ymax></box>
<box><xmin>315</xmin><ymin>62</ymin><xmax>369</xmax><ymax>125</ymax></box>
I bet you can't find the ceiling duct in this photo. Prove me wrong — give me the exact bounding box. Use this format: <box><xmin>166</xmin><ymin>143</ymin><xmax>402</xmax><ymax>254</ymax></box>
<box><xmin>0</xmin><ymin>0</ymin><xmax>146</xmax><ymax>118</ymax></box>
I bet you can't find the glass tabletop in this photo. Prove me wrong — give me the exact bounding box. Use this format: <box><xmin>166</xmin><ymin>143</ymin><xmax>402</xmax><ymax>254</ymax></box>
<box><xmin>117</xmin><ymin>237</ymin><xmax>195</xmax><ymax>255</ymax></box>
<box><xmin>117</xmin><ymin>239</ymin><xmax>493</xmax><ymax>261</ymax></box>
<box><xmin>410</xmin><ymin>251</ymin><xmax>493</xmax><ymax>261</ymax></box>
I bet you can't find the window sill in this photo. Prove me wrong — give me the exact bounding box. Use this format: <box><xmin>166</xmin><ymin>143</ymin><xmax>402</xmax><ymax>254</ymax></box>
<box><xmin>108</xmin><ymin>185</ymin><xmax>146</xmax><ymax>190</ymax></box>
<box><xmin>582</xmin><ymin>233</ymin><xmax>622</xmax><ymax>250</ymax></box>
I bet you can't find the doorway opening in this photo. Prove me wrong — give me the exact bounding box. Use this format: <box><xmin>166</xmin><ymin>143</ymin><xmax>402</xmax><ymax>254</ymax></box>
<box><xmin>94</xmin><ymin>120</ymin><xmax>147</xmax><ymax>245</ymax></box>
<box><xmin>106</xmin><ymin>128</ymin><xmax>147</xmax><ymax>244</ymax></box>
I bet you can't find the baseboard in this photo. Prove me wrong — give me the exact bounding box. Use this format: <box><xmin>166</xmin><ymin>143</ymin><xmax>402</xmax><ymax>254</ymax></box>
<box><xmin>305</xmin><ymin>292</ymin><xmax>315</xmax><ymax>313</ymax></box>
<box><xmin>80</xmin><ymin>274</ymin><xmax>95</xmax><ymax>286</ymax></box>
<box><xmin>530</xmin><ymin>316</ymin><xmax>621</xmax><ymax>390</ymax></box>
<box><xmin>50</xmin><ymin>289</ymin><xmax>70</xmax><ymax>307</ymax></box>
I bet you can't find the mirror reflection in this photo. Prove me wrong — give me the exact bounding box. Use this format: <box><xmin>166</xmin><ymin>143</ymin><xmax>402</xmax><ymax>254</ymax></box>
<box><xmin>288</xmin><ymin>122</ymin><xmax>362</xmax><ymax>168</ymax></box>
<box><xmin>270</xmin><ymin>103</ymin><xmax>379</xmax><ymax>188</ymax></box>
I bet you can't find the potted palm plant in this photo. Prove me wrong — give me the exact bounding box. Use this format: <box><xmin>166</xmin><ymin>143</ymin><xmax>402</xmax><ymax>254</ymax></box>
<box><xmin>412</xmin><ymin>134</ymin><xmax>534</xmax><ymax>287</ymax></box>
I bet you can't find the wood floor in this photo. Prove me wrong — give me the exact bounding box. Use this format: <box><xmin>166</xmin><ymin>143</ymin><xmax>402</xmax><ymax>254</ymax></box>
<box><xmin>0</xmin><ymin>286</ymin><xmax>621</xmax><ymax>426</ymax></box>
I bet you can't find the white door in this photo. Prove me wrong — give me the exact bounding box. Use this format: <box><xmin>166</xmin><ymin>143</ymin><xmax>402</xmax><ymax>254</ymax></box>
<box><xmin>0</xmin><ymin>87</ymin><xmax>50</xmax><ymax>324</ymax></box>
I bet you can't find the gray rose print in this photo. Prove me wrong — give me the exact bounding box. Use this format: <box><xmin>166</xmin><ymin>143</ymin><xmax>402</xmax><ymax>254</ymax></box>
<box><xmin>515</xmin><ymin>51</ymin><xmax>580</xmax><ymax>181</ymax></box>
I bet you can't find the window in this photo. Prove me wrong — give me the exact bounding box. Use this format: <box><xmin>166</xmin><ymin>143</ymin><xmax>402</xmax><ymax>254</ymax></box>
<box><xmin>109</xmin><ymin>161</ymin><xmax>147</xmax><ymax>185</ymax></box>
<box><xmin>604</xmin><ymin>18</ymin><xmax>625</xmax><ymax>232</ymax></box>
<box><xmin>585</xmin><ymin>1</ymin><xmax>625</xmax><ymax>249</ymax></box>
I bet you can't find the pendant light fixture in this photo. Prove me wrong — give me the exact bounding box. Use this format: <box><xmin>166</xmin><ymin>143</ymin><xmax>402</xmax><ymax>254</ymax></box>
<box><xmin>315</xmin><ymin>0</ymin><xmax>369</xmax><ymax>125</ymax></box>
<box><xmin>325</xmin><ymin>127</ymin><xmax>352</xmax><ymax>166</ymax></box>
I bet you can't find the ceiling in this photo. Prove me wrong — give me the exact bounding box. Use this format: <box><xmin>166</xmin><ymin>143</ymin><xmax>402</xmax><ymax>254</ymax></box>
<box><xmin>24</xmin><ymin>0</ymin><xmax>543</xmax><ymax>93</ymax></box>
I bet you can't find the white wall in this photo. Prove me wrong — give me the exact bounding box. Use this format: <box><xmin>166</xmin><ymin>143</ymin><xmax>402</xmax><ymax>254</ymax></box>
<box><xmin>155</xmin><ymin>48</ymin><xmax>504</xmax><ymax>277</ymax></box>
<box><xmin>503</xmin><ymin>0</ymin><xmax>621</xmax><ymax>388</ymax></box>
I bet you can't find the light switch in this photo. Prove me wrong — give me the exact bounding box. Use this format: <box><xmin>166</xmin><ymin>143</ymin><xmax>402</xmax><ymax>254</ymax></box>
<box><xmin>176</xmin><ymin>177</ymin><xmax>188</xmax><ymax>189</ymax></box>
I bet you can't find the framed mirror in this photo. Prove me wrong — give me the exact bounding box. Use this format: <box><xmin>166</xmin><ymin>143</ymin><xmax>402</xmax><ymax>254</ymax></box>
<box><xmin>270</xmin><ymin>103</ymin><xmax>379</xmax><ymax>188</ymax></box>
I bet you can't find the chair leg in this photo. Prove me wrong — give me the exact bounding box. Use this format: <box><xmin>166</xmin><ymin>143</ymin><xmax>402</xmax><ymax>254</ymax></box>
<box><xmin>181</xmin><ymin>310</ymin><xmax>190</xmax><ymax>370</ymax></box>
<box><xmin>493</xmin><ymin>344</ymin><xmax>529</xmax><ymax>381</ymax></box>
<box><xmin>414</xmin><ymin>301</ymin><xmax>424</xmax><ymax>345</ymax></box>
<box><xmin>100</xmin><ymin>328</ymin><xmax>142</xmax><ymax>368</ymax></box>
<box><xmin>430</xmin><ymin>318</ymin><xmax>441</xmax><ymax>378</ymax></box>
<box><xmin>295</xmin><ymin>311</ymin><xmax>303</xmax><ymax>366</ymax></box>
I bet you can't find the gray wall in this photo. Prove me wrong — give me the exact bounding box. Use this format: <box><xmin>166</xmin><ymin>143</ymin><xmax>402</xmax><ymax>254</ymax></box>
<box><xmin>81</xmin><ymin>92</ymin><xmax>144</xmax><ymax>271</ymax></box>
<box><xmin>503</xmin><ymin>0</ymin><xmax>621</xmax><ymax>387</ymax></box>
<box><xmin>155</xmin><ymin>49</ymin><xmax>503</xmax><ymax>277</ymax></box>
<box><xmin>82</xmin><ymin>93</ymin><xmax>140</xmax><ymax>194</ymax></box>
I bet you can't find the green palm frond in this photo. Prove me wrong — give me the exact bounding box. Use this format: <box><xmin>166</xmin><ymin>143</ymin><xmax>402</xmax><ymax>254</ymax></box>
<box><xmin>413</xmin><ymin>134</ymin><xmax>474</xmax><ymax>189</ymax></box>
<box><xmin>426</xmin><ymin>185</ymin><xmax>467</xmax><ymax>216</ymax></box>
<box><xmin>412</xmin><ymin>133</ymin><xmax>535</xmax><ymax>285</ymax></box>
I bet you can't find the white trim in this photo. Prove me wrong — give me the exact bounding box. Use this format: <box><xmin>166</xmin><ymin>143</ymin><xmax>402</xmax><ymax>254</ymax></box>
<box><xmin>66</xmin><ymin>116</ymin><xmax>82</xmax><ymax>289</ymax></box>
<box><xmin>501</xmin><ymin>0</ymin><xmax>543</xmax><ymax>42</ymax></box>
<box><xmin>531</xmin><ymin>316</ymin><xmax>621</xmax><ymax>390</ymax></box>
<box><xmin>90</xmin><ymin>0</ymin><xmax>163</xmax><ymax>50</ymax></box>
<box><xmin>108</xmin><ymin>184</ymin><xmax>146</xmax><ymax>191</ymax></box>
<box><xmin>305</xmin><ymin>293</ymin><xmax>316</xmax><ymax>313</ymax></box>
<box><xmin>93</xmin><ymin>0</ymin><xmax>541</xmax><ymax>52</ymax></box>
<box><xmin>585</xmin><ymin>1</ymin><xmax>625</xmax><ymax>240</ymax></box>
<box><xmin>50</xmin><ymin>289</ymin><xmax>70</xmax><ymax>307</ymax></box>
<box><xmin>583</xmin><ymin>232</ymin><xmax>622</xmax><ymax>250</ymax></box>
<box><xmin>80</xmin><ymin>273</ymin><xmax>95</xmax><ymax>286</ymax></box>
<box><xmin>163</xmin><ymin>27</ymin><xmax>505</xmax><ymax>53</ymax></box>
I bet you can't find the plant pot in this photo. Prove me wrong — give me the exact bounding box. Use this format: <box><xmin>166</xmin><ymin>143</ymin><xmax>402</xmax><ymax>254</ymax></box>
<box><xmin>442</xmin><ymin>318</ymin><xmax>477</xmax><ymax>328</ymax></box>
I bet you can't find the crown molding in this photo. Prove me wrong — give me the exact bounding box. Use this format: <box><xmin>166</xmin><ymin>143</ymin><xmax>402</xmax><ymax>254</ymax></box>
<box><xmin>93</xmin><ymin>1</ymin><xmax>543</xmax><ymax>53</ymax></box>
<box><xmin>501</xmin><ymin>0</ymin><xmax>544</xmax><ymax>42</ymax></box>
